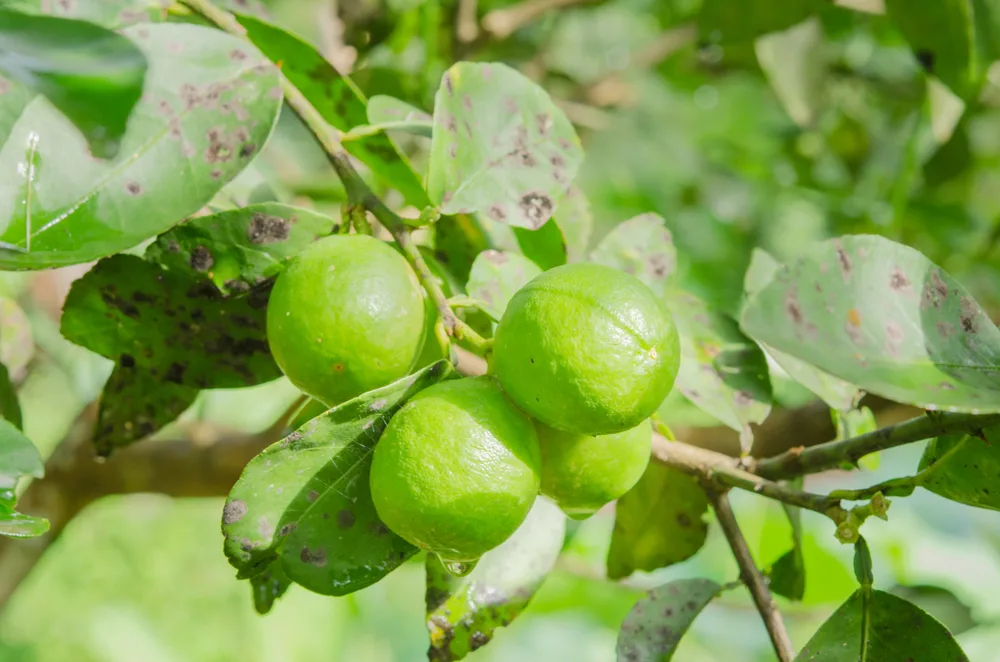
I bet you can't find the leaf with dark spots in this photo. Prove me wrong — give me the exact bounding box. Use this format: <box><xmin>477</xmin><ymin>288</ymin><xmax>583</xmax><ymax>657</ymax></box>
<box><xmin>918</xmin><ymin>425</ymin><xmax>1000</xmax><ymax>510</ymax></box>
<box><xmin>466</xmin><ymin>250</ymin><xmax>542</xmax><ymax>319</ymax></box>
<box><xmin>741</xmin><ymin>235</ymin><xmax>1000</xmax><ymax>413</ymax></box>
<box><xmin>607</xmin><ymin>462</ymin><xmax>709</xmax><ymax>579</ymax></box>
<box><xmin>235</xmin><ymin>14</ymin><xmax>429</xmax><ymax>208</ymax></box>
<box><xmin>222</xmin><ymin>361</ymin><xmax>454</xmax><ymax>595</ymax></box>
<box><xmin>250</xmin><ymin>558</ymin><xmax>291</xmax><ymax>615</ymax></box>
<box><xmin>0</xmin><ymin>23</ymin><xmax>281</xmax><ymax>269</ymax></box>
<box><xmin>616</xmin><ymin>578</ymin><xmax>721</xmax><ymax>662</ymax></box>
<box><xmin>591</xmin><ymin>213</ymin><xmax>676</xmax><ymax>297</ymax></box>
<box><xmin>0</xmin><ymin>419</ymin><xmax>47</xmax><ymax>539</ymax></box>
<box><xmin>426</xmin><ymin>498</ymin><xmax>565</xmax><ymax>661</ymax></box>
<box><xmin>92</xmin><ymin>361</ymin><xmax>199</xmax><ymax>457</ymax></box>
<box><xmin>427</xmin><ymin>62</ymin><xmax>583</xmax><ymax>229</ymax></box>
<box><xmin>146</xmin><ymin>203</ymin><xmax>336</xmax><ymax>296</ymax></box>
<box><xmin>794</xmin><ymin>589</ymin><xmax>969</xmax><ymax>661</ymax></box>
<box><xmin>60</xmin><ymin>254</ymin><xmax>279</xmax><ymax>389</ymax></box>
<box><xmin>667</xmin><ymin>289</ymin><xmax>771</xmax><ymax>451</ymax></box>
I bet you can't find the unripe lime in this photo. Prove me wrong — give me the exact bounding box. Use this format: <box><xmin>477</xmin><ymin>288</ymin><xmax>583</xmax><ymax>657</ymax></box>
<box><xmin>537</xmin><ymin>421</ymin><xmax>651</xmax><ymax>519</ymax></box>
<box><xmin>267</xmin><ymin>235</ymin><xmax>427</xmax><ymax>405</ymax></box>
<box><xmin>493</xmin><ymin>263</ymin><xmax>680</xmax><ymax>435</ymax></box>
<box><xmin>370</xmin><ymin>377</ymin><xmax>541</xmax><ymax>562</ymax></box>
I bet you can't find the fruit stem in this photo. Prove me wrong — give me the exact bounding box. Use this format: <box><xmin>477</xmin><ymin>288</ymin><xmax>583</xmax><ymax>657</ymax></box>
<box><xmin>181</xmin><ymin>0</ymin><xmax>494</xmax><ymax>359</ymax></box>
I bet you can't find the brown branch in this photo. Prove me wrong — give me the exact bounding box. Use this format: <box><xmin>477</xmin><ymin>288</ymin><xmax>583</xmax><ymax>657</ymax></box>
<box><xmin>481</xmin><ymin>0</ymin><xmax>597</xmax><ymax>39</ymax></box>
<box><xmin>457</xmin><ymin>0</ymin><xmax>480</xmax><ymax>43</ymax></box>
<box><xmin>708</xmin><ymin>490</ymin><xmax>795</xmax><ymax>662</ymax></box>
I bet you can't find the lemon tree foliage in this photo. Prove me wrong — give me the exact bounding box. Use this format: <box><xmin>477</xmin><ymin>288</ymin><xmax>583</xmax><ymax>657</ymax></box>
<box><xmin>5</xmin><ymin>1</ymin><xmax>1000</xmax><ymax>661</ymax></box>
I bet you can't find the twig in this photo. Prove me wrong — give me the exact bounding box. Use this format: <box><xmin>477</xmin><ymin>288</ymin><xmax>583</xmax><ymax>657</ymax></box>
<box><xmin>457</xmin><ymin>0</ymin><xmax>479</xmax><ymax>43</ymax></box>
<box><xmin>752</xmin><ymin>411</ymin><xmax>1000</xmax><ymax>481</ymax></box>
<box><xmin>708</xmin><ymin>490</ymin><xmax>795</xmax><ymax>662</ymax></box>
<box><xmin>481</xmin><ymin>0</ymin><xmax>596</xmax><ymax>39</ymax></box>
<box><xmin>181</xmin><ymin>0</ymin><xmax>492</xmax><ymax>358</ymax></box>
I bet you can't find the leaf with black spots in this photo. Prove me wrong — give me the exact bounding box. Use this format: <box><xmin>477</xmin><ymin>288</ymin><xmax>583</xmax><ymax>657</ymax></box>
<box><xmin>427</xmin><ymin>62</ymin><xmax>583</xmax><ymax>229</ymax></box>
<box><xmin>61</xmin><ymin>254</ymin><xmax>279</xmax><ymax>389</ymax></box>
<box><xmin>616</xmin><ymin>578</ymin><xmax>721</xmax><ymax>661</ymax></box>
<box><xmin>146</xmin><ymin>203</ymin><xmax>337</xmax><ymax>296</ymax></box>
<box><xmin>741</xmin><ymin>235</ymin><xmax>1000</xmax><ymax>412</ymax></box>
<box><xmin>426</xmin><ymin>497</ymin><xmax>565</xmax><ymax>661</ymax></box>
<box><xmin>235</xmin><ymin>14</ymin><xmax>428</xmax><ymax>207</ymax></box>
<box><xmin>591</xmin><ymin>214</ymin><xmax>676</xmax><ymax>296</ymax></box>
<box><xmin>222</xmin><ymin>361</ymin><xmax>454</xmax><ymax>594</ymax></box>
<box><xmin>607</xmin><ymin>462</ymin><xmax>709</xmax><ymax>579</ymax></box>
<box><xmin>93</xmin><ymin>362</ymin><xmax>199</xmax><ymax>457</ymax></box>
<box><xmin>918</xmin><ymin>424</ymin><xmax>1000</xmax><ymax>510</ymax></box>
<box><xmin>0</xmin><ymin>23</ymin><xmax>282</xmax><ymax>269</ymax></box>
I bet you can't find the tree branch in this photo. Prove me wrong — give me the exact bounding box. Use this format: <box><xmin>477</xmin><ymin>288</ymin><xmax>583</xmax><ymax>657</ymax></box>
<box><xmin>751</xmin><ymin>411</ymin><xmax>1000</xmax><ymax>481</ymax></box>
<box><xmin>481</xmin><ymin>0</ymin><xmax>597</xmax><ymax>39</ymax></box>
<box><xmin>708</xmin><ymin>490</ymin><xmax>795</xmax><ymax>662</ymax></box>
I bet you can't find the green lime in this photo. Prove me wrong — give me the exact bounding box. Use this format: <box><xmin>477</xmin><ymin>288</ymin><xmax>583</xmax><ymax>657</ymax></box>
<box><xmin>537</xmin><ymin>421</ymin><xmax>651</xmax><ymax>519</ymax></box>
<box><xmin>370</xmin><ymin>377</ymin><xmax>541</xmax><ymax>562</ymax></box>
<box><xmin>493</xmin><ymin>263</ymin><xmax>680</xmax><ymax>435</ymax></box>
<box><xmin>267</xmin><ymin>235</ymin><xmax>427</xmax><ymax>405</ymax></box>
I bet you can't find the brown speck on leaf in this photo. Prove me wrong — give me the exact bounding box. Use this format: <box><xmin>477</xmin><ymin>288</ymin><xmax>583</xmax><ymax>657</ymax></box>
<box><xmin>306</xmin><ymin>490</ymin><xmax>320</xmax><ymax>502</ymax></box>
<box><xmin>189</xmin><ymin>245</ymin><xmax>214</xmax><ymax>271</ymax></box>
<box><xmin>845</xmin><ymin>318</ymin><xmax>864</xmax><ymax>345</ymax></box>
<box><xmin>485</xmin><ymin>249</ymin><xmax>508</xmax><ymax>265</ymax></box>
<box><xmin>167</xmin><ymin>41</ymin><xmax>183</xmax><ymax>55</ymax></box>
<box><xmin>205</xmin><ymin>127</ymin><xmax>234</xmax><ymax>163</ymax></box>
<box><xmin>444</xmin><ymin>73</ymin><xmax>454</xmax><ymax>95</ymax></box>
<box><xmin>835</xmin><ymin>242</ymin><xmax>852</xmax><ymax>282</ymax></box>
<box><xmin>469</xmin><ymin>631</ymin><xmax>489</xmax><ymax>650</ymax></box>
<box><xmin>248</xmin><ymin>213</ymin><xmax>290</xmax><ymax>244</ymax></box>
<box><xmin>223</xmin><ymin>499</ymin><xmax>247</xmax><ymax>525</ymax></box>
<box><xmin>784</xmin><ymin>289</ymin><xmax>803</xmax><ymax>325</ymax></box>
<box><xmin>268</xmin><ymin>85</ymin><xmax>283</xmax><ymax>100</ymax></box>
<box><xmin>337</xmin><ymin>509</ymin><xmax>356</xmax><ymax>529</ymax></box>
<box><xmin>676</xmin><ymin>513</ymin><xmax>692</xmax><ymax>527</ymax></box>
<box><xmin>462</xmin><ymin>94</ymin><xmax>472</xmax><ymax>111</ymax></box>
<box><xmin>504</xmin><ymin>97</ymin><xmax>518</xmax><ymax>113</ymax></box>
<box><xmin>125</xmin><ymin>181</ymin><xmax>142</xmax><ymax>196</ymax></box>
<box><xmin>885</xmin><ymin>320</ymin><xmax>904</xmax><ymax>355</ymax></box>
<box><xmin>936</xmin><ymin>321</ymin><xmax>954</xmax><ymax>339</ymax></box>
<box><xmin>940</xmin><ymin>381</ymin><xmax>957</xmax><ymax>391</ymax></box>
<box><xmin>733</xmin><ymin>390</ymin><xmax>753</xmax><ymax>406</ymax></box>
<box><xmin>368</xmin><ymin>522</ymin><xmax>390</xmax><ymax>537</ymax></box>
<box><xmin>487</xmin><ymin>204</ymin><xmax>507</xmax><ymax>222</ymax></box>
<box><xmin>535</xmin><ymin>113</ymin><xmax>551</xmax><ymax>135</ymax></box>
<box><xmin>550</xmin><ymin>154</ymin><xmax>565</xmax><ymax>169</ymax></box>
<box><xmin>279</xmin><ymin>523</ymin><xmax>297</xmax><ymax>536</ymax></box>
<box><xmin>923</xmin><ymin>269</ymin><xmax>949</xmax><ymax>309</ymax></box>
<box><xmin>519</xmin><ymin>192</ymin><xmax>554</xmax><ymax>228</ymax></box>
<box><xmin>210</xmin><ymin>169</ymin><xmax>222</xmax><ymax>179</ymax></box>
<box><xmin>448</xmin><ymin>143</ymin><xmax>457</xmax><ymax>159</ymax></box>
<box><xmin>230</xmin><ymin>49</ymin><xmax>248</xmax><ymax>61</ymax></box>
<box><xmin>890</xmin><ymin>266</ymin><xmax>911</xmax><ymax>293</ymax></box>
<box><xmin>300</xmin><ymin>546</ymin><xmax>328</xmax><ymax>567</ymax></box>
<box><xmin>166</xmin><ymin>362</ymin><xmax>186</xmax><ymax>383</ymax></box>
<box><xmin>0</xmin><ymin>77</ymin><xmax>10</xmax><ymax>95</ymax></box>
<box><xmin>180</xmin><ymin>83</ymin><xmax>199</xmax><ymax>109</ymax></box>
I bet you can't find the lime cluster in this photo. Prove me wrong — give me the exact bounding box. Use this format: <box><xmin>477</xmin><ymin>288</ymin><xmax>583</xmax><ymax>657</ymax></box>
<box><xmin>267</xmin><ymin>239</ymin><xmax>680</xmax><ymax>564</ymax></box>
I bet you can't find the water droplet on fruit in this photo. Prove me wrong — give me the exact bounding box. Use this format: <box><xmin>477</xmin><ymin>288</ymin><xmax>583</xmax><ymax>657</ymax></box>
<box><xmin>441</xmin><ymin>558</ymin><xmax>478</xmax><ymax>577</ymax></box>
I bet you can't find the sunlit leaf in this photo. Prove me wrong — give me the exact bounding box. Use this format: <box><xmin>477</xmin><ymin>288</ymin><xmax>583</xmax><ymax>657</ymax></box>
<box><xmin>591</xmin><ymin>214</ymin><xmax>676</xmax><ymax>297</ymax></box>
<box><xmin>919</xmin><ymin>424</ymin><xmax>1000</xmax><ymax>510</ymax></box>
<box><xmin>466</xmin><ymin>250</ymin><xmax>542</xmax><ymax>319</ymax></box>
<box><xmin>365</xmin><ymin>95</ymin><xmax>432</xmax><ymax>138</ymax></box>
<box><xmin>756</xmin><ymin>17</ymin><xmax>825</xmax><ymax>127</ymax></box>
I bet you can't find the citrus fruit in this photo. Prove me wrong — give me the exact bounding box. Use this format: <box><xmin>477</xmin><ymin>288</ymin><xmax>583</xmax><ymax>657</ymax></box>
<box><xmin>370</xmin><ymin>377</ymin><xmax>541</xmax><ymax>562</ymax></box>
<box><xmin>493</xmin><ymin>263</ymin><xmax>680</xmax><ymax>435</ymax></box>
<box><xmin>267</xmin><ymin>234</ymin><xmax>427</xmax><ymax>405</ymax></box>
<box><xmin>537</xmin><ymin>421</ymin><xmax>651</xmax><ymax>519</ymax></box>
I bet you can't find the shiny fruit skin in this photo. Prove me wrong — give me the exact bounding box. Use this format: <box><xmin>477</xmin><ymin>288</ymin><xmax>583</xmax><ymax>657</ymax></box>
<box><xmin>267</xmin><ymin>235</ymin><xmax>427</xmax><ymax>406</ymax></box>
<box><xmin>370</xmin><ymin>377</ymin><xmax>541</xmax><ymax>562</ymax></box>
<box><xmin>537</xmin><ymin>421</ymin><xmax>651</xmax><ymax>519</ymax></box>
<box><xmin>493</xmin><ymin>263</ymin><xmax>680</xmax><ymax>435</ymax></box>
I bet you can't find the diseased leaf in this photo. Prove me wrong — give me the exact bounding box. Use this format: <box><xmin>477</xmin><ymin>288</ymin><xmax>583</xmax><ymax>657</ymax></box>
<box><xmin>222</xmin><ymin>361</ymin><xmax>454</xmax><ymax>594</ymax></box>
<box><xmin>513</xmin><ymin>220</ymin><xmax>566</xmax><ymax>271</ymax></box>
<box><xmin>699</xmin><ymin>0</ymin><xmax>822</xmax><ymax>43</ymax></box>
<box><xmin>743</xmin><ymin>248</ymin><xmax>862</xmax><ymax>411</ymax></box>
<box><xmin>93</xmin><ymin>362</ymin><xmax>199</xmax><ymax>457</ymax></box>
<box><xmin>755</xmin><ymin>17</ymin><xmax>825</xmax><ymax>127</ymax></box>
<box><xmin>741</xmin><ymin>235</ymin><xmax>1000</xmax><ymax>413</ymax></box>
<box><xmin>668</xmin><ymin>290</ymin><xmax>772</xmax><ymax>449</ymax></box>
<box><xmin>794</xmin><ymin>590</ymin><xmax>969</xmax><ymax>661</ymax></box>
<box><xmin>146</xmin><ymin>203</ymin><xmax>338</xmax><ymax>296</ymax></box>
<box><xmin>0</xmin><ymin>363</ymin><xmax>21</xmax><ymax>430</ymax></box>
<box><xmin>919</xmin><ymin>425</ymin><xmax>1000</xmax><ymax>510</ymax></box>
<box><xmin>551</xmin><ymin>186</ymin><xmax>592</xmax><ymax>262</ymax></box>
<box><xmin>366</xmin><ymin>95</ymin><xmax>432</xmax><ymax>138</ymax></box>
<box><xmin>466</xmin><ymin>250</ymin><xmax>542</xmax><ymax>319</ymax></box>
<box><xmin>607</xmin><ymin>462</ymin><xmax>709</xmax><ymax>579</ymax></box>
<box><xmin>616</xmin><ymin>579</ymin><xmax>721</xmax><ymax>662</ymax></box>
<box><xmin>0</xmin><ymin>23</ymin><xmax>282</xmax><ymax>269</ymax></box>
<box><xmin>250</xmin><ymin>559</ymin><xmax>292</xmax><ymax>615</ymax></box>
<box><xmin>0</xmin><ymin>9</ymin><xmax>147</xmax><ymax>158</ymax></box>
<box><xmin>591</xmin><ymin>214</ymin><xmax>676</xmax><ymax>296</ymax></box>
<box><xmin>3</xmin><ymin>0</ymin><xmax>164</xmax><ymax>29</ymax></box>
<box><xmin>61</xmin><ymin>255</ymin><xmax>279</xmax><ymax>389</ymax></box>
<box><xmin>426</xmin><ymin>497</ymin><xmax>565</xmax><ymax>661</ymax></box>
<box><xmin>235</xmin><ymin>15</ymin><xmax>429</xmax><ymax>207</ymax></box>
<box><xmin>427</xmin><ymin>62</ymin><xmax>583</xmax><ymax>229</ymax></box>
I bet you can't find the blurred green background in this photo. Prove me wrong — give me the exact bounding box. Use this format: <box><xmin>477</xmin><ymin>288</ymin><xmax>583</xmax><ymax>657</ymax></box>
<box><xmin>2</xmin><ymin>0</ymin><xmax>1000</xmax><ymax>659</ymax></box>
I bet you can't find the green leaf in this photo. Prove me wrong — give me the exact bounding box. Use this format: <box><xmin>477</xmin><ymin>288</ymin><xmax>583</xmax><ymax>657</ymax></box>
<box><xmin>741</xmin><ymin>235</ymin><xmax>1000</xmax><ymax>413</ymax></box>
<box><xmin>0</xmin><ymin>363</ymin><xmax>21</xmax><ymax>430</ymax></box>
<box><xmin>616</xmin><ymin>579</ymin><xmax>722</xmax><ymax>662</ymax></box>
<box><xmin>607</xmin><ymin>462</ymin><xmax>709</xmax><ymax>579</ymax></box>
<box><xmin>884</xmin><ymin>0</ymin><xmax>993</xmax><ymax>99</ymax></box>
<box><xmin>61</xmin><ymin>254</ymin><xmax>279</xmax><ymax>389</ymax></box>
<box><xmin>0</xmin><ymin>23</ymin><xmax>282</xmax><ymax>269</ymax></box>
<box><xmin>918</xmin><ymin>425</ymin><xmax>1000</xmax><ymax>510</ymax></box>
<box><xmin>513</xmin><ymin>220</ymin><xmax>567</xmax><ymax>271</ymax></box>
<box><xmin>699</xmin><ymin>0</ymin><xmax>822</xmax><ymax>43</ymax></box>
<box><xmin>93</xmin><ymin>363</ymin><xmax>199</xmax><ymax>457</ymax></box>
<box><xmin>432</xmin><ymin>213</ymin><xmax>492</xmax><ymax>283</ymax></box>
<box><xmin>234</xmin><ymin>15</ymin><xmax>429</xmax><ymax>208</ymax></box>
<box><xmin>794</xmin><ymin>590</ymin><xmax>969</xmax><ymax>661</ymax></box>
<box><xmin>466</xmin><ymin>250</ymin><xmax>542</xmax><ymax>319</ymax></box>
<box><xmin>771</xmin><ymin>549</ymin><xmax>806</xmax><ymax>602</ymax></box>
<box><xmin>0</xmin><ymin>418</ymin><xmax>46</xmax><ymax>539</ymax></box>
<box><xmin>222</xmin><ymin>361</ymin><xmax>454</xmax><ymax>594</ymax></box>
<box><xmin>427</xmin><ymin>62</ymin><xmax>583</xmax><ymax>229</ymax></box>
<box><xmin>591</xmin><ymin>214</ymin><xmax>676</xmax><ymax>297</ymax></box>
<box><xmin>755</xmin><ymin>17</ymin><xmax>825</xmax><ymax>127</ymax></box>
<box><xmin>3</xmin><ymin>0</ymin><xmax>164</xmax><ymax>29</ymax></box>
<box><xmin>888</xmin><ymin>584</ymin><xmax>978</xmax><ymax>636</ymax></box>
<box><xmin>250</xmin><ymin>559</ymin><xmax>292</xmax><ymax>615</ymax></box>
<box><xmin>551</xmin><ymin>185</ymin><xmax>592</xmax><ymax>263</ymax></box>
<box><xmin>0</xmin><ymin>9</ymin><xmax>147</xmax><ymax>158</ymax></box>
<box><xmin>365</xmin><ymin>94</ymin><xmax>432</xmax><ymax>138</ymax></box>
<box><xmin>426</xmin><ymin>497</ymin><xmax>565</xmax><ymax>661</ymax></box>
<box><xmin>668</xmin><ymin>290</ymin><xmax>772</xmax><ymax>449</ymax></box>
<box><xmin>146</xmin><ymin>203</ymin><xmax>338</xmax><ymax>297</ymax></box>
<box><xmin>0</xmin><ymin>510</ymin><xmax>49</xmax><ymax>538</ymax></box>
<box><xmin>853</xmin><ymin>537</ymin><xmax>873</xmax><ymax>589</ymax></box>
<box><xmin>0</xmin><ymin>297</ymin><xmax>34</xmax><ymax>380</ymax></box>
